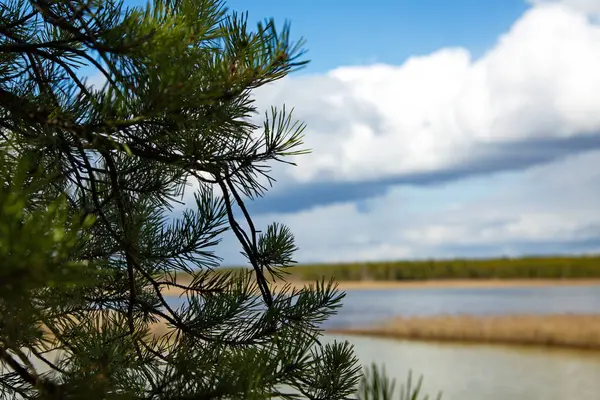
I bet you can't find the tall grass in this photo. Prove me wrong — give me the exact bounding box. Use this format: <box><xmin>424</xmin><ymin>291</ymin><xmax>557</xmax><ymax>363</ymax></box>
<box><xmin>357</xmin><ymin>365</ymin><xmax>442</xmax><ymax>400</ymax></box>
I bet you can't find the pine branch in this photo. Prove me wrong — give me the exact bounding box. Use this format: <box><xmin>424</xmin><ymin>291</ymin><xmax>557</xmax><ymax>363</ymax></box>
<box><xmin>0</xmin><ymin>1</ymin><xmax>372</xmax><ymax>398</ymax></box>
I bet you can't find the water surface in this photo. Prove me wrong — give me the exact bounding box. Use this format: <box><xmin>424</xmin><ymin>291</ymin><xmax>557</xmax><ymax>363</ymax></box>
<box><xmin>164</xmin><ymin>284</ymin><xmax>600</xmax><ymax>399</ymax></box>
<box><xmin>166</xmin><ymin>284</ymin><xmax>600</xmax><ymax>328</ymax></box>
<box><xmin>25</xmin><ymin>285</ymin><xmax>600</xmax><ymax>399</ymax></box>
<box><xmin>327</xmin><ymin>334</ymin><xmax>600</xmax><ymax>400</ymax></box>
<box><xmin>324</xmin><ymin>285</ymin><xmax>600</xmax><ymax>328</ymax></box>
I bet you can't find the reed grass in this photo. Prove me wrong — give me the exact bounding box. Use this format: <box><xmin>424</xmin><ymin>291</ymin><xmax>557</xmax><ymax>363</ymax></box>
<box><xmin>328</xmin><ymin>314</ymin><xmax>600</xmax><ymax>350</ymax></box>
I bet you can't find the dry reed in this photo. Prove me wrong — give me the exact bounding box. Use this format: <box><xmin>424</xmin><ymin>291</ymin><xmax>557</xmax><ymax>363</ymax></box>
<box><xmin>328</xmin><ymin>314</ymin><xmax>600</xmax><ymax>350</ymax></box>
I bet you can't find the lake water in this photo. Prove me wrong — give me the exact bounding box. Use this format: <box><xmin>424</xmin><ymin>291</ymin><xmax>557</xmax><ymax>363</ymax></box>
<box><xmin>323</xmin><ymin>285</ymin><xmax>600</xmax><ymax>399</ymax></box>
<box><xmin>166</xmin><ymin>284</ymin><xmax>600</xmax><ymax>328</ymax></box>
<box><xmin>26</xmin><ymin>338</ymin><xmax>600</xmax><ymax>400</ymax></box>
<box><xmin>326</xmin><ymin>334</ymin><xmax>600</xmax><ymax>400</ymax></box>
<box><xmin>165</xmin><ymin>285</ymin><xmax>600</xmax><ymax>399</ymax></box>
<box><xmin>321</xmin><ymin>284</ymin><xmax>600</xmax><ymax>328</ymax></box>
<box><xmin>13</xmin><ymin>285</ymin><xmax>600</xmax><ymax>399</ymax></box>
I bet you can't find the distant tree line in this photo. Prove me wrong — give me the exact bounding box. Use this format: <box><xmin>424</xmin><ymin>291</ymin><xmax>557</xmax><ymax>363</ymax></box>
<box><xmin>192</xmin><ymin>255</ymin><xmax>600</xmax><ymax>283</ymax></box>
<box><xmin>288</xmin><ymin>255</ymin><xmax>600</xmax><ymax>281</ymax></box>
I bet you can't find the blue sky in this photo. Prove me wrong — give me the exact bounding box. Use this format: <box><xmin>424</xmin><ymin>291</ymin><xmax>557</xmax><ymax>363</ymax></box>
<box><xmin>224</xmin><ymin>0</ymin><xmax>529</xmax><ymax>73</ymax></box>
<box><xmin>119</xmin><ymin>0</ymin><xmax>600</xmax><ymax>265</ymax></box>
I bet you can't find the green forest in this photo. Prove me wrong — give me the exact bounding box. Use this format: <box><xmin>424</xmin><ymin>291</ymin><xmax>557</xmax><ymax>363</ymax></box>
<box><xmin>205</xmin><ymin>254</ymin><xmax>600</xmax><ymax>282</ymax></box>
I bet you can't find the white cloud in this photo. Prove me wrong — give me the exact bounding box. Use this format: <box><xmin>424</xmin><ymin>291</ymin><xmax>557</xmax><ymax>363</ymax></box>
<box><xmin>252</xmin><ymin>3</ymin><xmax>600</xmax><ymax>185</ymax></box>
<box><xmin>224</xmin><ymin>149</ymin><xmax>600</xmax><ymax>264</ymax></box>
<box><xmin>201</xmin><ymin>1</ymin><xmax>600</xmax><ymax>264</ymax></box>
<box><xmin>152</xmin><ymin>1</ymin><xmax>600</xmax><ymax>263</ymax></box>
<box><xmin>528</xmin><ymin>0</ymin><xmax>600</xmax><ymax>16</ymax></box>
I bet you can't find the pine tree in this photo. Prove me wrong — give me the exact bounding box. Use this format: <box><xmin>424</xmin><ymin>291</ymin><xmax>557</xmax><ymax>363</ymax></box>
<box><xmin>0</xmin><ymin>1</ymin><xmax>445</xmax><ymax>399</ymax></box>
<box><xmin>0</xmin><ymin>0</ymin><xmax>364</xmax><ymax>398</ymax></box>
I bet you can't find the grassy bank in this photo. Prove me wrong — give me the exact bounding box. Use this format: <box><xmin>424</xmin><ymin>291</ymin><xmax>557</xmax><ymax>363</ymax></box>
<box><xmin>328</xmin><ymin>314</ymin><xmax>600</xmax><ymax>350</ymax></box>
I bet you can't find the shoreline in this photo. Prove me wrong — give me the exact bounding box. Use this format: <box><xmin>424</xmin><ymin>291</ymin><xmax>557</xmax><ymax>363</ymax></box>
<box><xmin>162</xmin><ymin>278</ymin><xmax>600</xmax><ymax>297</ymax></box>
<box><xmin>327</xmin><ymin>314</ymin><xmax>600</xmax><ymax>351</ymax></box>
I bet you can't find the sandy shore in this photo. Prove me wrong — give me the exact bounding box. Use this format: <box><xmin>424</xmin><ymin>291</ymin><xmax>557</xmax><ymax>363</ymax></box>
<box><xmin>161</xmin><ymin>278</ymin><xmax>600</xmax><ymax>297</ymax></box>
<box><xmin>328</xmin><ymin>314</ymin><xmax>600</xmax><ymax>350</ymax></box>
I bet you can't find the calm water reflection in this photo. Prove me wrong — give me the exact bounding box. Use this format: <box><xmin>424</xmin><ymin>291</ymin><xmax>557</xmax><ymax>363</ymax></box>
<box><xmin>327</xmin><ymin>334</ymin><xmax>600</xmax><ymax>400</ymax></box>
